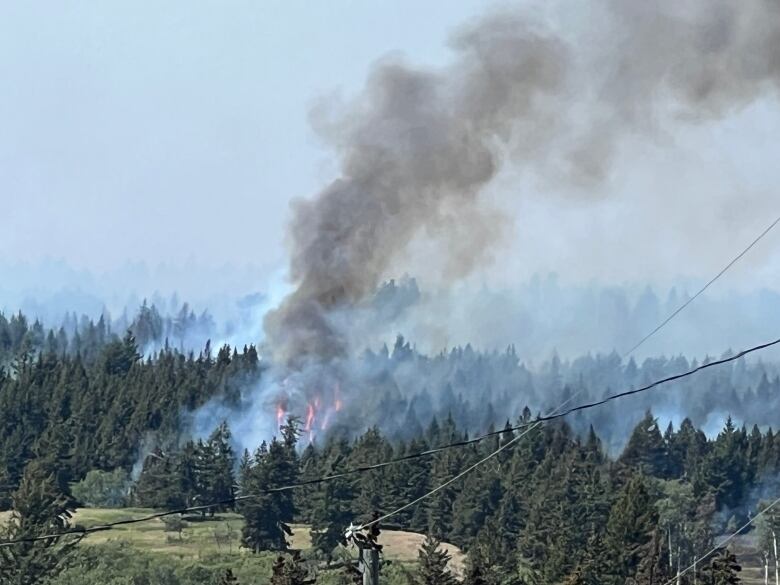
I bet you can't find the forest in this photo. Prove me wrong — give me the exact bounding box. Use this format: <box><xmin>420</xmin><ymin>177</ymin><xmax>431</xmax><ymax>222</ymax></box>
<box><xmin>1</xmin><ymin>305</ymin><xmax>779</xmax><ymax>584</ymax></box>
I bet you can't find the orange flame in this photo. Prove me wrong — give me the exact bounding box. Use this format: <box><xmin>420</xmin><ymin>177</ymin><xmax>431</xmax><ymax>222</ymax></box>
<box><xmin>304</xmin><ymin>402</ymin><xmax>316</xmax><ymax>432</ymax></box>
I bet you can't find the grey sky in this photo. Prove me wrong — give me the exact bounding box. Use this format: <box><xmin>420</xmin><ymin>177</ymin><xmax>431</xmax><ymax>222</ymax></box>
<box><xmin>0</xmin><ymin>0</ymin><xmax>484</xmax><ymax>272</ymax></box>
<box><xmin>1</xmin><ymin>0</ymin><xmax>779</xmax><ymax>303</ymax></box>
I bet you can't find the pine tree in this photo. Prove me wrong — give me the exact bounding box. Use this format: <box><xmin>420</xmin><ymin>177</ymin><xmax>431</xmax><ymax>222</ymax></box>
<box><xmin>701</xmin><ymin>549</ymin><xmax>741</xmax><ymax>585</ymax></box>
<box><xmin>133</xmin><ymin>448</ymin><xmax>185</xmax><ymax>509</ymax></box>
<box><xmin>564</xmin><ymin>532</ymin><xmax>609</xmax><ymax>585</ymax></box>
<box><xmin>604</xmin><ymin>474</ymin><xmax>659</xmax><ymax>584</ymax></box>
<box><xmin>195</xmin><ymin>422</ymin><xmax>236</xmax><ymax>515</ymax></box>
<box><xmin>239</xmin><ymin>421</ymin><xmax>299</xmax><ymax>552</ymax></box>
<box><xmin>270</xmin><ymin>551</ymin><xmax>314</xmax><ymax>585</ymax></box>
<box><xmin>620</xmin><ymin>412</ymin><xmax>668</xmax><ymax>477</ymax></box>
<box><xmin>412</xmin><ymin>534</ymin><xmax>459</xmax><ymax>585</ymax></box>
<box><xmin>309</xmin><ymin>440</ymin><xmax>353</xmax><ymax>561</ymax></box>
<box><xmin>0</xmin><ymin>460</ymin><xmax>84</xmax><ymax>585</ymax></box>
<box><xmin>631</xmin><ymin>528</ymin><xmax>671</xmax><ymax>585</ymax></box>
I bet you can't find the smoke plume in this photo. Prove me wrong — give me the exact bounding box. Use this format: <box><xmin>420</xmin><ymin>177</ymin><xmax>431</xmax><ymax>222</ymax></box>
<box><xmin>265</xmin><ymin>1</ymin><xmax>780</xmax><ymax>367</ymax></box>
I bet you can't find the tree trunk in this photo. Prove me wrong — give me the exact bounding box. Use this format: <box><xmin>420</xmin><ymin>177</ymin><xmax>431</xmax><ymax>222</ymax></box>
<box><xmin>773</xmin><ymin>530</ymin><xmax>778</xmax><ymax>585</ymax></box>
<box><xmin>693</xmin><ymin>556</ymin><xmax>697</xmax><ymax>585</ymax></box>
<box><xmin>766</xmin><ymin>552</ymin><xmax>770</xmax><ymax>585</ymax></box>
<box><xmin>676</xmin><ymin>545</ymin><xmax>681</xmax><ymax>585</ymax></box>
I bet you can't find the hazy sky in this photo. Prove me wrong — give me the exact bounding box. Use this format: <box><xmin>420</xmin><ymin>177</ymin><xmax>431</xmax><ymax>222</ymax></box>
<box><xmin>0</xmin><ymin>1</ymin><xmax>487</xmax><ymax>273</ymax></box>
<box><xmin>2</xmin><ymin>1</ymin><xmax>779</xmax><ymax>301</ymax></box>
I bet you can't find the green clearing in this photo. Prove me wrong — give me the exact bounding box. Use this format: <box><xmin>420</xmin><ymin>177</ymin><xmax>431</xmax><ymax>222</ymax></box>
<box><xmin>67</xmin><ymin>507</ymin><xmax>462</xmax><ymax>569</ymax></box>
<box><xmin>8</xmin><ymin>508</ymin><xmax>767</xmax><ymax>583</ymax></box>
<box><xmin>1</xmin><ymin>507</ymin><xmax>460</xmax><ymax>584</ymax></box>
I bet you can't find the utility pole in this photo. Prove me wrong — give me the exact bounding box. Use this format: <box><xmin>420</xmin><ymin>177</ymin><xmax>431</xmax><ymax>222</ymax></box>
<box><xmin>357</xmin><ymin>543</ymin><xmax>380</xmax><ymax>585</ymax></box>
<box><xmin>345</xmin><ymin>519</ymin><xmax>382</xmax><ymax>585</ymax></box>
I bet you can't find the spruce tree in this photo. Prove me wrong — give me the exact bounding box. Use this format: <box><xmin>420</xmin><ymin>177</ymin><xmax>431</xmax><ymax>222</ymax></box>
<box><xmin>239</xmin><ymin>422</ymin><xmax>299</xmax><ymax>552</ymax></box>
<box><xmin>620</xmin><ymin>412</ymin><xmax>668</xmax><ymax>477</ymax></box>
<box><xmin>270</xmin><ymin>551</ymin><xmax>314</xmax><ymax>585</ymax></box>
<box><xmin>309</xmin><ymin>443</ymin><xmax>353</xmax><ymax>561</ymax></box>
<box><xmin>701</xmin><ymin>548</ymin><xmax>741</xmax><ymax>585</ymax></box>
<box><xmin>0</xmin><ymin>460</ymin><xmax>83</xmax><ymax>585</ymax></box>
<box><xmin>604</xmin><ymin>474</ymin><xmax>659</xmax><ymax>584</ymax></box>
<box><xmin>564</xmin><ymin>532</ymin><xmax>609</xmax><ymax>585</ymax></box>
<box><xmin>412</xmin><ymin>534</ymin><xmax>459</xmax><ymax>585</ymax></box>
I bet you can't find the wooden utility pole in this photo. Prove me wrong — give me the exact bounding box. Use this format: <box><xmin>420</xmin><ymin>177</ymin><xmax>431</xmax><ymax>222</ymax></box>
<box><xmin>345</xmin><ymin>519</ymin><xmax>382</xmax><ymax>585</ymax></box>
<box><xmin>357</xmin><ymin>544</ymin><xmax>380</xmax><ymax>585</ymax></box>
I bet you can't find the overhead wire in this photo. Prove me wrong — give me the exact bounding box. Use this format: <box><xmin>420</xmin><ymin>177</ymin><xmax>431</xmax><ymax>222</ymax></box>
<box><xmin>360</xmin><ymin>336</ymin><xmax>780</xmax><ymax>530</ymax></box>
<box><xmin>3</xmin><ymin>335</ymin><xmax>779</xmax><ymax>547</ymax></box>
<box><xmin>623</xmin><ymin>213</ymin><xmax>780</xmax><ymax>358</ymax></box>
<box><xmin>360</xmin><ymin>212</ymin><xmax>780</xmax><ymax>530</ymax></box>
<box><xmin>2</xmin><ymin>213</ymin><xmax>777</xmax><ymax>548</ymax></box>
<box><xmin>661</xmin><ymin>495</ymin><xmax>780</xmax><ymax>585</ymax></box>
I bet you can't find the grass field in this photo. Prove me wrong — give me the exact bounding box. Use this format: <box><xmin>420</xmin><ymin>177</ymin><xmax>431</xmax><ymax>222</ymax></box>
<box><xmin>6</xmin><ymin>508</ymin><xmax>771</xmax><ymax>582</ymax></box>
<box><xmin>1</xmin><ymin>507</ymin><xmax>464</xmax><ymax>573</ymax></box>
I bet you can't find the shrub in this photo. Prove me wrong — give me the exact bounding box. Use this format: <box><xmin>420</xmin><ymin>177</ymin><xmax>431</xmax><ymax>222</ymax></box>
<box><xmin>71</xmin><ymin>469</ymin><xmax>131</xmax><ymax>508</ymax></box>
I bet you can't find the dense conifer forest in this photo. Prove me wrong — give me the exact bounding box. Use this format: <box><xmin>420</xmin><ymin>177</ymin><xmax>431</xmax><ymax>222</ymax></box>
<box><xmin>1</xmin><ymin>305</ymin><xmax>779</xmax><ymax>583</ymax></box>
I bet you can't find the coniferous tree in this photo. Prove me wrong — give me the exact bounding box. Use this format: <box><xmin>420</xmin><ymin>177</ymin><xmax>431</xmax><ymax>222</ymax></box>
<box><xmin>604</xmin><ymin>474</ymin><xmax>659</xmax><ymax>584</ymax></box>
<box><xmin>134</xmin><ymin>449</ymin><xmax>185</xmax><ymax>509</ymax></box>
<box><xmin>620</xmin><ymin>412</ymin><xmax>668</xmax><ymax>477</ymax></box>
<box><xmin>0</xmin><ymin>461</ymin><xmax>83</xmax><ymax>585</ymax></box>
<box><xmin>309</xmin><ymin>439</ymin><xmax>353</xmax><ymax>561</ymax></box>
<box><xmin>701</xmin><ymin>549</ymin><xmax>741</xmax><ymax>585</ymax></box>
<box><xmin>270</xmin><ymin>551</ymin><xmax>314</xmax><ymax>585</ymax></box>
<box><xmin>411</xmin><ymin>534</ymin><xmax>459</xmax><ymax>585</ymax></box>
<box><xmin>630</xmin><ymin>527</ymin><xmax>671</xmax><ymax>585</ymax></box>
<box><xmin>239</xmin><ymin>420</ymin><xmax>299</xmax><ymax>552</ymax></box>
<box><xmin>564</xmin><ymin>532</ymin><xmax>609</xmax><ymax>585</ymax></box>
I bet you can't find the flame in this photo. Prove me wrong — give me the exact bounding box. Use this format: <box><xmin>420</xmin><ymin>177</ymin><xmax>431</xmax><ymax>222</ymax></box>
<box><xmin>304</xmin><ymin>402</ymin><xmax>316</xmax><ymax>432</ymax></box>
<box><xmin>271</xmin><ymin>383</ymin><xmax>345</xmax><ymax>442</ymax></box>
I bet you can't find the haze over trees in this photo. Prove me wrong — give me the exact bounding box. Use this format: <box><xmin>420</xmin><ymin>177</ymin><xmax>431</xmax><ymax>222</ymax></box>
<box><xmin>1</xmin><ymin>300</ymin><xmax>779</xmax><ymax>583</ymax></box>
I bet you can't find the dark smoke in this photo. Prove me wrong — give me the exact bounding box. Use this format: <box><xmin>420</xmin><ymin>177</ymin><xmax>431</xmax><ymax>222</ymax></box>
<box><xmin>265</xmin><ymin>1</ymin><xmax>780</xmax><ymax>367</ymax></box>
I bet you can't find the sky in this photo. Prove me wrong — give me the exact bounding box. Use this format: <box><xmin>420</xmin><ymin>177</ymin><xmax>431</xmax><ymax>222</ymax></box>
<box><xmin>1</xmin><ymin>0</ymin><xmax>779</xmax><ymax>308</ymax></box>
<box><xmin>0</xmin><ymin>1</ymin><xmax>486</xmax><ymax>274</ymax></box>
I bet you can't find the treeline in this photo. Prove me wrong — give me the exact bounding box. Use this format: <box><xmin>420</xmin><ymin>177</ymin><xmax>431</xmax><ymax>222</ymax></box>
<box><xmin>0</xmin><ymin>331</ymin><xmax>262</xmax><ymax>509</ymax></box>
<box><xmin>3</xmin><ymin>305</ymin><xmax>780</xmax><ymax>506</ymax></box>
<box><xmin>121</xmin><ymin>411</ymin><xmax>780</xmax><ymax>583</ymax></box>
<box><xmin>1</xmin><ymin>306</ymin><xmax>780</xmax><ymax>582</ymax></box>
<box><xmin>0</xmin><ymin>300</ymin><xmax>217</xmax><ymax>366</ymax></box>
<box><xmin>338</xmin><ymin>335</ymin><xmax>780</xmax><ymax>451</ymax></box>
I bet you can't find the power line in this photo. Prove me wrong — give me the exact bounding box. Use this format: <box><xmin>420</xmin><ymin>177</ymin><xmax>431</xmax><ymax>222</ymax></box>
<box><xmin>623</xmin><ymin>213</ymin><xmax>780</xmax><ymax>358</ymax></box>
<box><xmin>662</xmin><ymin>495</ymin><xmax>780</xmax><ymax>585</ymax></box>
<box><xmin>530</xmin><ymin>337</ymin><xmax>780</xmax><ymax>426</ymax></box>
<box><xmin>359</xmin><ymin>392</ymin><xmax>581</xmax><ymax>532</ymax></box>
<box><xmin>2</xmin><ymin>335</ymin><xmax>778</xmax><ymax>548</ymax></box>
<box><xmin>358</xmin><ymin>336</ymin><xmax>780</xmax><ymax>530</ymax></box>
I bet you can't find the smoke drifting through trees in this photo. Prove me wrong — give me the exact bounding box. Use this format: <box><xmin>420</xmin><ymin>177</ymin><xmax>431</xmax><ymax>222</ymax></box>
<box><xmin>265</xmin><ymin>0</ymin><xmax>780</xmax><ymax>366</ymax></box>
